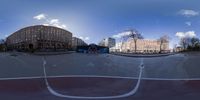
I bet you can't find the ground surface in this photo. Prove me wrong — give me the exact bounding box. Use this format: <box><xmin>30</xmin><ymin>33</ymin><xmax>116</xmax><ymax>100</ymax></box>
<box><xmin>0</xmin><ymin>52</ymin><xmax>200</xmax><ymax>100</ymax></box>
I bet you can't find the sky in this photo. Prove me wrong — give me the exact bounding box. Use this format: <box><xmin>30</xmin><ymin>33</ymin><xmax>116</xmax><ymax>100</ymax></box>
<box><xmin>0</xmin><ymin>0</ymin><xmax>200</xmax><ymax>48</ymax></box>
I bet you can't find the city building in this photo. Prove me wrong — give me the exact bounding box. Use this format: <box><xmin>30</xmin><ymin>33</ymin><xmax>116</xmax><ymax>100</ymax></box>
<box><xmin>6</xmin><ymin>25</ymin><xmax>72</xmax><ymax>51</ymax></box>
<box><xmin>175</xmin><ymin>46</ymin><xmax>184</xmax><ymax>52</ymax></box>
<box><xmin>110</xmin><ymin>30</ymin><xmax>169</xmax><ymax>53</ymax></box>
<box><xmin>110</xmin><ymin>38</ymin><xmax>169</xmax><ymax>53</ymax></box>
<box><xmin>99</xmin><ymin>37</ymin><xmax>116</xmax><ymax>48</ymax></box>
<box><xmin>71</xmin><ymin>37</ymin><xmax>88</xmax><ymax>50</ymax></box>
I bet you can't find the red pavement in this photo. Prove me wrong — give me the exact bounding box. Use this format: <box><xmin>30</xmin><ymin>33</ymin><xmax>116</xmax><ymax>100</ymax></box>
<box><xmin>0</xmin><ymin>77</ymin><xmax>200</xmax><ymax>100</ymax></box>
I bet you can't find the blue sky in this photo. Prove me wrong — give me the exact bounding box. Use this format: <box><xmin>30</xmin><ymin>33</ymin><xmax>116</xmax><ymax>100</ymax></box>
<box><xmin>0</xmin><ymin>0</ymin><xmax>200</xmax><ymax>48</ymax></box>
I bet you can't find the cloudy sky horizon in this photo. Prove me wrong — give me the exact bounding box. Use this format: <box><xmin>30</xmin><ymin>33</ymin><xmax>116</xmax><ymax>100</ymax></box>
<box><xmin>0</xmin><ymin>0</ymin><xmax>200</xmax><ymax>48</ymax></box>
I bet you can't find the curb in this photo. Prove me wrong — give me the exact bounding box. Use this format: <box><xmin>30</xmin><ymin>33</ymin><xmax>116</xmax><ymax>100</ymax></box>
<box><xmin>32</xmin><ymin>51</ymin><xmax>75</xmax><ymax>56</ymax></box>
<box><xmin>110</xmin><ymin>53</ymin><xmax>175</xmax><ymax>58</ymax></box>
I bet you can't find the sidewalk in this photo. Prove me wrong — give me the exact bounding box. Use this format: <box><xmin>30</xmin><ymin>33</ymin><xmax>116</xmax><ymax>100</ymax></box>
<box><xmin>33</xmin><ymin>51</ymin><xmax>75</xmax><ymax>55</ymax></box>
<box><xmin>110</xmin><ymin>52</ymin><xmax>175</xmax><ymax>57</ymax></box>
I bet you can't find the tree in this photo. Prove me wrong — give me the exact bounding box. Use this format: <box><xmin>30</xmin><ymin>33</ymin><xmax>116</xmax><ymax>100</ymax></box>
<box><xmin>178</xmin><ymin>37</ymin><xmax>200</xmax><ymax>51</ymax></box>
<box><xmin>180</xmin><ymin>37</ymin><xmax>191</xmax><ymax>51</ymax></box>
<box><xmin>187</xmin><ymin>45</ymin><xmax>192</xmax><ymax>51</ymax></box>
<box><xmin>0</xmin><ymin>39</ymin><xmax>5</xmax><ymax>43</ymax></box>
<box><xmin>120</xmin><ymin>35</ymin><xmax>127</xmax><ymax>52</ymax></box>
<box><xmin>118</xmin><ymin>29</ymin><xmax>143</xmax><ymax>53</ymax></box>
<box><xmin>194</xmin><ymin>42</ymin><xmax>200</xmax><ymax>50</ymax></box>
<box><xmin>180</xmin><ymin>38</ymin><xmax>186</xmax><ymax>50</ymax></box>
<box><xmin>0</xmin><ymin>39</ymin><xmax>6</xmax><ymax>51</ymax></box>
<box><xmin>191</xmin><ymin>37</ymin><xmax>200</xmax><ymax>48</ymax></box>
<box><xmin>128</xmin><ymin>29</ymin><xmax>143</xmax><ymax>53</ymax></box>
<box><xmin>187</xmin><ymin>37</ymin><xmax>200</xmax><ymax>51</ymax></box>
<box><xmin>158</xmin><ymin>35</ymin><xmax>169</xmax><ymax>53</ymax></box>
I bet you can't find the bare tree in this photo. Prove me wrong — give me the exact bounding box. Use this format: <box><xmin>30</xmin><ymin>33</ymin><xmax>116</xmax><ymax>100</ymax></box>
<box><xmin>128</xmin><ymin>29</ymin><xmax>143</xmax><ymax>53</ymax></box>
<box><xmin>191</xmin><ymin>37</ymin><xmax>200</xmax><ymax>47</ymax></box>
<box><xmin>0</xmin><ymin>39</ymin><xmax>6</xmax><ymax>51</ymax></box>
<box><xmin>0</xmin><ymin>39</ymin><xmax>5</xmax><ymax>43</ymax></box>
<box><xmin>180</xmin><ymin>37</ymin><xmax>190</xmax><ymax>50</ymax></box>
<box><xmin>118</xmin><ymin>29</ymin><xmax>143</xmax><ymax>53</ymax></box>
<box><xmin>119</xmin><ymin>31</ymin><xmax>131</xmax><ymax>52</ymax></box>
<box><xmin>158</xmin><ymin>35</ymin><xmax>169</xmax><ymax>53</ymax></box>
<box><xmin>120</xmin><ymin>35</ymin><xmax>127</xmax><ymax>52</ymax></box>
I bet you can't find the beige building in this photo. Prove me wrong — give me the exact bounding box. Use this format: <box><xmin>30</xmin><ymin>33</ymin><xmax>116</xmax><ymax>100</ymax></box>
<box><xmin>175</xmin><ymin>46</ymin><xmax>184</xmax><ymax>52</ymax></box>
<box><xmin>6</xmin><ymin>25</ymin><xmax>72</xmax><ymax>51</ymax></box>
<box><xmin>71</xmin><ymin>37</ymin><xmax>87</xmax><ymax>50</ymax></box>
<box><xmin>110</xmin><ymin>38</ymin><xmax>169</xmax><ymax>53</ymax></box>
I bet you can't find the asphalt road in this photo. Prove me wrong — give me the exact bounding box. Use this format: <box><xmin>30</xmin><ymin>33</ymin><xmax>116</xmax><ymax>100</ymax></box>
<box><xmin>1</xmin><ymin>52</ymin><xmax>200</xmax><ymax>79</ymax></box>
<box><xmin>0</xmin><ymin>52</ymin><xmax>200</xmax><ymax>100</ymax></box>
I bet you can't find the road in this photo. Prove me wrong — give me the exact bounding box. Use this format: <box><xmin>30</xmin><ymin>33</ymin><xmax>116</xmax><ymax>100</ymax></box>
<box><xmin>0</xmin><ymin>52</ymin><xmax>200</xmax><ymax>100</ymax></box>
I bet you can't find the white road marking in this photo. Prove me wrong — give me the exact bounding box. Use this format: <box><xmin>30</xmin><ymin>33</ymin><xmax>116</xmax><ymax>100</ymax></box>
<box><xmin>42</xmin><ymin>56</ymin><xmax>144</xmax><ymax>99</ymax></box>
<box><xmin>1</xmin><ymin>75</ymin><xmax>200</xmax><ymax>81</ymax></box>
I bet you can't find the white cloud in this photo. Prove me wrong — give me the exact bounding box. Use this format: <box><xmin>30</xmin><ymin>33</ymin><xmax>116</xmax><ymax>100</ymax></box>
<box><xmin>49</xmin><ymin>19</ymin><xmax>59</xmax><ymax>24</ymax></box>
<box><xmin>79</xmin><ymin>36</ymin><xmax>90</xmax><ymax>41</ymax></box>
<box><xmin>85</xmin><ymin>37</ymin><xmax>90</xmax><ymax>40</ymax></box>
<box><xmin>175</xmin><ymin>31</ymin><xmax>196</xmax><ymax>38</ymax></box>
<box><xmin>79</xmin><ymin>36</ymin><xmax>83</xmax><ymax>39</ymax></box>
<box><xmin>0</xmin><ymin>33</ymin><xmax>8</xmax><ymax>39</ymax></box>
<box><xmin>4</xmin><ymin>34</ymin><xmax>8</xmax><ymax>38</ymax></box>
<box><xmin>46</xmin><ymin>19</ymin><xmax>67</xmax><ymax>29</ymax></box>
<box><xmin>61</xmin><ymin>24</ymin><xmax>66</xmax><ymax>28</ymax></box>
<box><xmin>185</xmin><ymin>21</ymin><xmax>192</xmax><ymax>26</ymax></box>
<box><xmin>33</xmin><ymin>13</ymin><xmax>67</xmax><ymax>29</ymax></box>
<box><xmin>42</xmin><ymin>23</ymin><xmax>49</xmax><ymax>26</ymax></box>
<box><xmin>33</xmin><ymin>14</ymin><xmax>46</xmax><ymax>20</ymax></box>
<box><xmin>178</xmin><ymin>9</ymin><xmax>199</xmax><ymax>17</ymax></box>
<box><xmin>112</xmin><ymin>31</ymin><xmax>132</xmax><ymax>38</ymax></box>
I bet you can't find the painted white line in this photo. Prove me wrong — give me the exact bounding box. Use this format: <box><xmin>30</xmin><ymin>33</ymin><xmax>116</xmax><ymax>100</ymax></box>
<box><xmin>0</xmin><ymin>76</ymin><xmax>43</xmax><ymax>80</ymax></box>
<box><xmin>43</xmin><ymin>57</ymin><xmax>144</xmax><ymax>99</ymax></box>
<box><xmin>2</xmin><ymin>75</ymin><xmax>200</xmax><ymax>81</ymax></box>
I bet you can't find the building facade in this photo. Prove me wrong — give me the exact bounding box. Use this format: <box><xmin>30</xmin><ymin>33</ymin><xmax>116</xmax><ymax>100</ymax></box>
<box><xmin>71</xmin><ymin>37</ymin><xmax>87</xmax><ymax>50</ymax></box>
<box><xmin>6</xmin><ymin>25</ymin><xmax>72</xmax><ymax>51</ymax></box>
<box><xmin>110</xmin><ymin>38</ymin><xmax>169</xmax><ymax>53</ymax></box>
<box><xmin>175</xmin><ymin>46</ymin><xmax>184</xmax><ymax>52</ymax></box>
<box><xmin>99</xmin><ymin>37</ymin><xmax>116</xmax><ymax>48</ymax></box>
